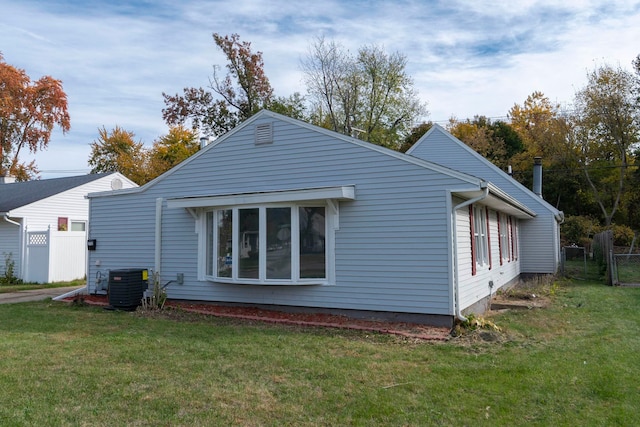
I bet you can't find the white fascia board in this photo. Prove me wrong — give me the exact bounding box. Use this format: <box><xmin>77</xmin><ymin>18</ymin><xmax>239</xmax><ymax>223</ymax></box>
<box><xmin>486</xmin><ymin>183</ymin><xmax>537</xmax><ymax>218</ymax></box>
<box><xmin>453</xmin><ymin>183</ymin><xmax>536</xmax><ymax>219</ymax></box>
<box><xmin>166</xmin><ymin>185</ymin><xmax>356</xmax><ymax>209</ymax></box>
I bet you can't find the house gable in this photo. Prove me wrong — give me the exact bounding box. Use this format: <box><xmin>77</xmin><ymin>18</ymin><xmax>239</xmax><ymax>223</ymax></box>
<box><xmin>407</xmin><ymin>125</ymin><xmax>563</xmax><ymax>218</ymax></box>
<box><xmin>89</xmin><ymin>111</ymin><xmax>488</xmax><ymax>200</ymax></box>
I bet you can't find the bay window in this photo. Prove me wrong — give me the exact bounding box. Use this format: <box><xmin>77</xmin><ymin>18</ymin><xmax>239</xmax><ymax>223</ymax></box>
<box><xmin>205</xmin><ymin>205</ymin><xmax>327</xmax><ymax>284</ymax></box>
<box><xmin>167</xmin><ymin>185</ymin><xmax>355</xmax><ymax>286</ymax></box>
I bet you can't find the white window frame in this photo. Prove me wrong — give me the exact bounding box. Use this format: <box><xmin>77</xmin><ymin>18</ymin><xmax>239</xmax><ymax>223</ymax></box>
<box><xmin>499</xmin><ymin>213</ymin><xmax>510</xmax><ymax>262</ymax></box>
<box><xmin>473</xmin><ymin>205</ymin><xmax>489</xmax><ymax>269</ymax></box>
<box><xmin>204</xmin><ymin>204</ymin><xmax>330</xmax><ymax>285</ymax></box>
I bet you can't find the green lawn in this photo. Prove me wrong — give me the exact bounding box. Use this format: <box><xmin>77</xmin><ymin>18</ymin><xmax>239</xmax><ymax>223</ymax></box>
<box><xmin>0</xmin><ymin>279</ymin><xmax>638</xmax><ymax>426</ymax></box>
<box><xmin>0</xmin><ymin>279</ymin><xmax>85</xmax><ymax>293</ymax></box>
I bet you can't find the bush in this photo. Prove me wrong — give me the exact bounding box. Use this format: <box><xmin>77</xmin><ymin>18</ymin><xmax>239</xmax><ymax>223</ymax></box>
<box><xmin>608</xmin><ymin>224</ymin><xmax>635</xmax><ymax>246</ymax></box>
<box><xmin>561</xmin><ymin>215</ymin><xmax>600</xmax><ymax>247</ymax></box>
<box><xmin>0</xmin><ymin>252</ymin><xmax>22</xmax><ymax>286</ymax></box>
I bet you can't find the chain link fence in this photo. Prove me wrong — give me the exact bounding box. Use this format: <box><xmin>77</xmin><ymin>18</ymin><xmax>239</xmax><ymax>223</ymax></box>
<box><xmin>561</xmin><ymin>246</ymin><xmax>590</xmax><ymax>280</ymax></box>
<box><xmin>614</xmin><ymin>254</ymin><xmax>640</xmax><ymax>285</ymax></box>
<box><xmin>561</xmin><ymin>229</ymin><xmax>640</xmax><ymax>285</ymax></box>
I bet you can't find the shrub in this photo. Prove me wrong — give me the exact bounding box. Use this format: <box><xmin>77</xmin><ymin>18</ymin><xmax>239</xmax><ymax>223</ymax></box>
<box><xmin>608</xmin><ymin>224</ymin><xmax>635</xmax><ymax>246</ymax></box>
<box><xmin>561</xmin><ymin>215</ymin><xmax>600</xmax><ymax>247</ymax></box>
<box><xmin>1</xmin><ymin>252</ymin><xmax>22</xmax><ymax>286</ymax></box>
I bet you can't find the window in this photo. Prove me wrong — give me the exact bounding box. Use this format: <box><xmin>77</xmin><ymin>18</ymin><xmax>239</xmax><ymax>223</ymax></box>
<box><xmin>498</xmin><ymin>213</ymin><xmax>510</xmax><ymax>263</ymax></box>
<box><xmin>205</xmin><ymin>205</ymin><xmax>327</xmax><ymax>284</ymax></box>
<box><xmin>57</xmin><ymin>217</ymin><xmax>68</xmax><ymax>231</ymax></box>
<box><xmin>510</xmin><ymin>217</ymin><xmax>519</xmax><ymax>260</ymax></box>
<box><xmin>470</xmin><ymin>205</ymin><xmax>489</xmax><ymax>273</ymax></box>
<box><xmin>167</xmin><ymin>185</ymin><xmax>354</xmax><ymax>285</ymax></box>
<box><xmin>70</xmin><ymin>221</ymin><xmax>86</xmax><ymax>231</ymax></box>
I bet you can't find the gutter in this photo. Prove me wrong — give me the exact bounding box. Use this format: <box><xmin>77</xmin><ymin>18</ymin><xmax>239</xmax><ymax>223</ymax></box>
<box><xmin>3</xmin><ymin>214</ymin><xmax>20</xmax><ymax>227</ymax></box>
<box><xmin>451</xmin><ymin>185</ymin><xmax>489</xmax><ymax>323</ymax></box>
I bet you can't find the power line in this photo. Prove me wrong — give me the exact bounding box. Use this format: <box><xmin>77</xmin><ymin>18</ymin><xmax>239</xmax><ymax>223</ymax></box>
<box><xmin>510</xmin><ymin>163</ymin><xmax>640</xmax><ymax>176</ymax></box>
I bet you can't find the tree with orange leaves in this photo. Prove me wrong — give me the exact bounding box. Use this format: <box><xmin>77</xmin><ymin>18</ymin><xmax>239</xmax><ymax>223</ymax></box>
<box><xmin>162</xmin><ymin>33</ymin><xmax>274</xmax><ymax>138</ymax></box>
<box><xmin>0</xmin><ymin>53</ymin><xmax>70</xmax><ymax>180</ymax></box>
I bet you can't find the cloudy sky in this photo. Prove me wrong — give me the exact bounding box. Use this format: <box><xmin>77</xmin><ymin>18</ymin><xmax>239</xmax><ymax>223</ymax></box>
<box><xmin>2</xmin><ymin>0</ymin><xmax>639</xmax><ymax>178</ymax></box>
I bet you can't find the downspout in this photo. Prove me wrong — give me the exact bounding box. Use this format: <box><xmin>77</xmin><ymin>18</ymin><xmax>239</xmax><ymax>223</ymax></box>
<box><xmin>155</xmin><ymin>198</ymin><xmax>163</xmax><ymax>277</ymax></box>
<box><xmin>451</xmin><ymin>185</ymin><xmax>489</xmax><ymax>322</ymax></box>
<box><xmin>3</xmin><ymin>214</ymin><xmax>20</xmax><ymax>227</ymax></box>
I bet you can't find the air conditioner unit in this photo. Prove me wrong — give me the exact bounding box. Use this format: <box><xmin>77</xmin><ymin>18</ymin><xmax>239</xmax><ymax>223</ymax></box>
<box><xmin>108</xmin><ymin>269</ymin><xmax>148</xmax><ymax>310</ymax></box>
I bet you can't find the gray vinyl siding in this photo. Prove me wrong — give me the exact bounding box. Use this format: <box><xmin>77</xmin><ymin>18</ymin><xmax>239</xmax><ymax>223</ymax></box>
<box><xmin>519</xmin><ymin>216</ymin><xmax>558</xmax><ymax>274</ymax></box>
<box><xmin>89</xmin><ymin>194</ymin><xmax>157</xmax><ymax>271</ymax></box>
<box><xmin>88</xmin><ymin>115</ymin><xmax>477</xmax><ymax>316</ymax></box>
<box><xmin>409</xmin><ymin>127</ymin><xmax>561</xmax><ymax>274</ymax></box>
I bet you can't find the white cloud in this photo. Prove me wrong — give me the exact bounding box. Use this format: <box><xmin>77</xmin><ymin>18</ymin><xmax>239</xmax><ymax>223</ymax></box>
<box><xmin>2</xmin><ymin>0</ymin><xmax>638</xmax><ymax>178</ymax></box>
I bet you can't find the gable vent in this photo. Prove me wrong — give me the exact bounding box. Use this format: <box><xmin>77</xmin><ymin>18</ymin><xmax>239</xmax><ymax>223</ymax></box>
<box><xmin>255</xmin><ymin>123</ymin><xmax>273</xmax><ymax>145</ymax></box>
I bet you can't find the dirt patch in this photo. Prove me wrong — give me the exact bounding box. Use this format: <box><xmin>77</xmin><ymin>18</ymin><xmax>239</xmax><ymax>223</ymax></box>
<box><xmin>68</xmin><ymin>294</ymin><xmax>452</xmax><ymax>342</ymax></box>
<box><xmin>490</xmin><ymin>292</ymin><xmax>551</xmax><ymax>310</ymax></box>
<box><xmin>489</xmin><ymin>277</ymin><xmax>555</xmax><ymax>312</ymax></box>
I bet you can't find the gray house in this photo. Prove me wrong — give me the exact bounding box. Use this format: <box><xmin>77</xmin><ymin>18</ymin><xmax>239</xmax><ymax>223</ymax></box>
<box><xmin>86</xmin><ymin>111</ymin><xmax>559</xmax><ymax>326</ymax></box>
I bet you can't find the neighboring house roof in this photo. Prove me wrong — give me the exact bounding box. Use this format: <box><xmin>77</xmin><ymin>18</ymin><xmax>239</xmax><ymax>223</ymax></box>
<box><xmin>0</xmin><ymin>173</ymin><xmax>116</xmax><ymax>213</ymax></box>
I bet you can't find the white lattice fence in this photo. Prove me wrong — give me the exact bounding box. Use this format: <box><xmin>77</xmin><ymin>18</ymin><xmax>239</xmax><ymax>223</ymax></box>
<box><xmin>23</xmin><ymin>229</ymin><xmax>87</xmax><ymax>283</ymax></box>
<box><xmin>24</xmin><ymin>230</ymin><xmax>50</xmax><ymax>283</ymax></box>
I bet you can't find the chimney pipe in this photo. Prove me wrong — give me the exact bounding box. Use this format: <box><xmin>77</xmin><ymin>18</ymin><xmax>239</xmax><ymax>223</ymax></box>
<box><xmin>533</xmin><ymin>157</ymin><xmax>542</xmax><ymax>198</ymax></box>
<box><xmin>199</xmin><ymin>137</ymin><xmax>208</xmax><ymax>149</ymax></box>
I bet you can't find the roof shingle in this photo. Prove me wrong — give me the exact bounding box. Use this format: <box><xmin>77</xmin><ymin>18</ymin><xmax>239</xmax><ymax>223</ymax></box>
<box><xmin>0</xmin><ymin>173</ymin><xmax>113</xmax><ymax>212</ymax></box>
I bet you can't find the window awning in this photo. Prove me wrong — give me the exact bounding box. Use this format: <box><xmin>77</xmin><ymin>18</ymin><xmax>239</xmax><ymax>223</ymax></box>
<box><xmin>166</xmin><ymin>185</ymin><xmax>356</xmax><ymax>209</ymax></box>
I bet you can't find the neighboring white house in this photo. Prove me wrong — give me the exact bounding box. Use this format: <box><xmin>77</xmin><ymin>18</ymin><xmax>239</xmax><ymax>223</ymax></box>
<box><xmin>0</xmin><ymin>173</ymin><xmax>137</xmax><ymax>283</ymax></box>
<box><xmin>85</xmin><ymin>111</ymin><xmax>558</xmax><ymax>327</ymax></box>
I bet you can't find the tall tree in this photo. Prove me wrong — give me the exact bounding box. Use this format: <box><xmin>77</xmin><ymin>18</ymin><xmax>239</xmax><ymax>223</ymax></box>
<box><xmin>269</xmin><ymin>92</ymin><xmax>308</xmax><ymax>121</ymax></box>
<box><xmin>210</xmin><ymin>33</ymin><xmax>273</xmax><ymax>119</ymax></box>
<box><xmin>147</xmin><ymin>126</ymin><xmax>199</xmax><ymax>181</ymax></box>
<box><xmin>301</xmin><ymin>37</ymin><xmax>356</xmax><ymax>136</ymax></box>
<box><xmin>301</xmin><ymin>37</ymin><xmax>427</xmax><ymax>150</ymax></box>
<box><xmin>400</xmin><ymin>121</ymin><xmax>433</xmax><ymax>153</ymax></box>
<box><xmin>0</xmin><ymin>53</ymin><xmax>70</xmax><ymax>180</ymax></box>
<box><xmin>507</xmin><ymin>92</ymin><xmax>583</xmax><ymax>210</ymax></box>
<box><xmin>569</xmin><ymin>64</ymin><xmax>640</xmax><ymax>226</ymax></box>
<box><xmin>447</xmin><ymin>116</ymin><xmax>514</xmax><ymax>168</ymax></box>
<box><xmin>88</xmin><ymin>126</ymin><xmax>148</xmax><ymax>185</ymax></box>
<box><xmin>163</xmin><ymin>33</ymin><xmax>273</xmax><ymax>138</ymax></box>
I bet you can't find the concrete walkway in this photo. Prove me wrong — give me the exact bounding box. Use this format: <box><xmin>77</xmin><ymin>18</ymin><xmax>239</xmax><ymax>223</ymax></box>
<box><xmin>0</xmin><ymin>286</ymin><xmax>84</xmax><ymax>304</ymax></box>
